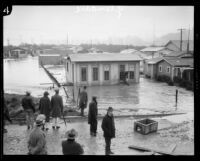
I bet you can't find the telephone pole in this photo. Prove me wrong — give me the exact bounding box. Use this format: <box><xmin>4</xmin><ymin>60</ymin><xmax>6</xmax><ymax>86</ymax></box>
<box><xmin>177</xmin><ymin>28</ymin><xmax>186</xmax><ymax>51</ymax></box>
<box><xmin>187</xmin><ymin>26</ymin><xmax>190</xmax><ymax>53</ymax></box>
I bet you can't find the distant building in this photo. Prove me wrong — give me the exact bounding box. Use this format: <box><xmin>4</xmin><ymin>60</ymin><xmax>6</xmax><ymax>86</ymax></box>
<box><xmin>144</xmin><ymin>57</ymin><xmax>193</xmax><ymax>82</ymax></box>
<box><xmin>140</xmin><ymin>47</ymin><xmax>172</xmax><ymax>59</ymax></box>
<box><xmin>39</xmin><ymin>54</ymin><xmax>63</xmax><ymax>65</ymax></box>
<box><xmin>120</xmin><ymin>49</ymin><xmax>146</xmax><ymax>73</ymax></box>
<box><xmin>165</xmin><ymin>40</ymin><xmax>194</xmax><ymax>52</ymax></box>
<box><xmin>64</xmin><ymin>53</ymin><xmax>142</xmax><ymax>86</ymax></box>
<box><xmin>6</xmin><ymin>47</ymin><xmax>28</xmax><ymax>58</ymax></box>
<box><xmin>163</xmin><ymin>51</ymin><xmax>193</xmax><ymax>58</ymax></box>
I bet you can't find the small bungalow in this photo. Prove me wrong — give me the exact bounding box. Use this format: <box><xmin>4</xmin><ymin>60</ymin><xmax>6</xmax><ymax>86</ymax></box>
<box><xmin>144</xmin><ymin>57</ymin><xmax>193</xmax><ymax>82</ymax></box>
<box><xmin>64</xmin><ymin>52</ymin><xmax>142</xmax><ymax>86</ymax></box>
<box><xmin>8</xmin><ymin>47</ymin><xmax>28</xmax><ymax>58</ymax></box>
<box><xmin>140</xmin><ymin>46</ymin><xmax>172</xmax><ymax>59</ymax></box>
<box><xmin>165</xmin><ymin>40</ymin><xmax>194</xmax><ymax>52</ymax></box>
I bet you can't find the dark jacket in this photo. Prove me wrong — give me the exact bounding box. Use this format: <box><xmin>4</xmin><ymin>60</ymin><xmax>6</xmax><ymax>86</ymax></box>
<box><xmin>51</xmin><ymin>94</ymin><xmax>63</xmax><ymax>118</ymax></box>
<box><xmin>28</xmin><ymin>127</ymin><xmax>47</xmax><ymax>155</ymax></box>
<box><xmin>4</xmin><ymin>99</ymin><xmax>12</xmax><ymax>123</ymax></box>
<box><xmin>21</xmin><ymin>95</ymin><xmax>35</xmax><ymax>113</ymax></box>
<box><xmin>79</xmin><ymin>91</ymin><xmax>88</xmax><ymax>109</ymax></box>
<box><xmin>62</xmin><ymin>140</ymin><xmax>84</xmax><ymax>155</ymax></box>
<box><xmin>39</xmin><ymin>96</ymin><xmax>51</xmax><ymax>117</ymax></box>
<box><xmin>88</xmin><ymin>101</ymin><xmax>98</xmax><ymax>124</ymax></box>
<box><xmin>101</xmin><ymin>114</ymin><xmax>115</xmax><ymax>138</ymax></box>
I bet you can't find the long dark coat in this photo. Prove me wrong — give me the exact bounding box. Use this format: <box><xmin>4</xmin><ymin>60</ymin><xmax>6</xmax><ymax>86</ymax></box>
<box><xmin>88</xmin><ymin>101</ymin><xmax>98</xmax><ymax>124</ymax></box>
<box><xmin>51</xmin><ymin>94</ymin><xmax>63</xmax><ymax>118</ymax></box>
<box><xmin>62</xmin><ymin>140</ymin><xmax>84</xmax><ymax>155</ymax></box>
<box><xmin>21</xmin><ymin>95</ymin><xmax>35</xmax><ymax>113</ymax></box>
<box><xmin>39</xmin><ymin>96</ymin><xmax>51</xmax><ymax>122</ymax></box>
<box><xmin>79</xmin><ymin>91</ymin><xmax>88</xmax><ymax>109</ymax></box>
<box><xmin>101</xmin><ymin>114</ymin><xmax>115</xmax><ymax>138</ymax></box>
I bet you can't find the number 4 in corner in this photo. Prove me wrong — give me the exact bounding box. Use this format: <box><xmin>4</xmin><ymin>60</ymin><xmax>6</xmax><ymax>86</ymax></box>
<box><xmin>3</xmin><ymin>5</ymin><xmax>12</xmax><ymax>16</ymax></box>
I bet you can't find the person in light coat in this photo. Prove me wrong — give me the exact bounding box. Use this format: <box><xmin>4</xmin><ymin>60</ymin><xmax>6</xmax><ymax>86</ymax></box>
<box><xmin>28</xmin><ymin>114</ymin><xmax>47</xmax><ymax>155</ymax></box>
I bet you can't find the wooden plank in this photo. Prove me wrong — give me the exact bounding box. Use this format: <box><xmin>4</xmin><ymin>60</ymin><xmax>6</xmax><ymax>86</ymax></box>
<box><xmin>128</xmin><ymin>144</ymin><xmax>176</xmax><ymax>155</ymax></box>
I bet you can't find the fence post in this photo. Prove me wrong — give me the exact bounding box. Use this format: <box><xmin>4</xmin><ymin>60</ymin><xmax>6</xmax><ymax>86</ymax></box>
<box><xmin>175</xmin><ymin>89</ymin><xmax>178</xmax><ymax>110</ymax></box>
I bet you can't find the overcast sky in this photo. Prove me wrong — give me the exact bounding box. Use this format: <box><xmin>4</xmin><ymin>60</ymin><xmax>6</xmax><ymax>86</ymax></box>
<box><xmin>3</xmin><ymin>6</ymin><xmax>194</xmax><ymax>45</ymax></box>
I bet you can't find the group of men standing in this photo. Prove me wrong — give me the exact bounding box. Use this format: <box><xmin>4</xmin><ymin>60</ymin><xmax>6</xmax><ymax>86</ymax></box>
<box><xmin>21</xmin><ymin>88</ymin><xmax>63</xmax><ymax>131</ymax></box>
<box><xmin>5</xmin><ymin>86</ymin><xmax>116</xmax><ymax>155</ymax></box>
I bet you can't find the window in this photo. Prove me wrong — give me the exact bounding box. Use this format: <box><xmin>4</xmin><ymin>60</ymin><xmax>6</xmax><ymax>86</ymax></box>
<box><xmin>104</xmin><ymin>65</ymin><xmax>110</xmax><ymax>81</ymax></box>
<box><xmin>93</xmin><ymin>67</ymin><xmax>98</xmax><ymax>81</ymax></box>
<box><xmin>130</xmin><ymin>71</ymin><xmax>134</xmax><ymax>79</ymax></box>
<box><xmin>167</xmin><ymin>66</ymin><xmax>170</xmax><ymax>73</ymax></box>
<box><xmin>81</xmin><ymin>67</ymin><xmax>87</xmax><ymax>81</ymax></box>
<box><xmin>159</xmin><ymin>65</ymin><xmax>162</xmax><ymax>72</ymax></box>
<box><xmin>104</xmin><ymin>71</ymin><xmax>109</xmax><ymax>80</ymax></box>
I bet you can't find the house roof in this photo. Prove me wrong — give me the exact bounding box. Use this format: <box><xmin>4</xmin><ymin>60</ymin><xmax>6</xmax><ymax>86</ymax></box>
<box><xmin>163</xmin><ymin>57</ymin><xmax>193</xmax><ymax>67</ymax></box>
<box><xmin>120</xmin><ymin>48</ymin><xmax>138</xmax><ymax>53</ymax></box>
<box><xmin>165</xmin><ymin>40</ymin><xmax>194</xmax><ymax>51</ymax></box>
<box><xmin>146</xmin><ymin>57</ymin><xmax>164</xmax><ymax>64</ymax></box>
<box><xmin>140</xmin><ymin>47</ymin><xmax>166</xmax><ymax>52</ymax></box>
<box><xmin>39</xmin><ymin>54</ymin><xmax>60</xmax><ymax>56</ymax></box>
<box><xmin>65</xmin><ymin>53</ymin><xmax>142</xmax><ymax>62</ymax></box>
<box><xmin>164</xmin><ymin>51</ymin><xmax>186</xmax><ymax>57</ymax></box>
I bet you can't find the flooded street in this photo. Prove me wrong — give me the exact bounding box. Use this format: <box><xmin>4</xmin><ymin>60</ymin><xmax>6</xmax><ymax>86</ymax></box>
<box><xmin>4</xmin><ymin>56</ymin><xmax>194</xmax><ymax>116</ymax></box>
<box><xmin>3</xmin><ymin>56</ymin><xmax>194</xmax><ymax>155</ymax></box>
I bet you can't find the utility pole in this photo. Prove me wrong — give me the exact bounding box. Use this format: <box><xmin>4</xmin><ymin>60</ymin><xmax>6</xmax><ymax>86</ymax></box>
<box><xmin>177</xmin><ymin>28</ymin><xmax>186</xmax><ymax>51</ymax></box>
<box><xmin>187</xmin><ymin>26</ymin><xmax>190</xmax><ymax>53</ymax></box>
<box><xmin>7</xmin><ymin>38</ymin><xmax>10</xmax><ymax>46</ymax></box>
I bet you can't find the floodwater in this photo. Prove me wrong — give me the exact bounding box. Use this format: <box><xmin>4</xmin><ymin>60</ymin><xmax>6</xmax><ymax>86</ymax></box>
<box><xmin>3</xmin><ymin>56</ymin><xmax>194</xmax><ymax>155</ymax></box>
<box><xmin>4</xmin><ymin>56</ymin><xmax>194</xmax><ymax>115</ymax></box>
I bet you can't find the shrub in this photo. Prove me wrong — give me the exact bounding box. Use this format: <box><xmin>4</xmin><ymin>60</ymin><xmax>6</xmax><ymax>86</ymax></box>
<box><xmin>167</xmin><ymin>80</ymin><xmax>174</xmax><ymax>86</ymax></box>
<box><xmin>186</xmin><ymin>82</ymin><xmax>194</xmax><ymax>91</ymax></box>
<box><xmin>179</xmin><ymin>79</ymin><xmax>188</xmax><ymax>87</ymax></box>
<box><xmin>173</xmin><ymin>76</ymin><xmax>182</xmax><ymax>83</ymax></box>
<box><xmin>156</xmin><ymin>75</ymin><xmax>171</xmax><ymax>83</ymax></box>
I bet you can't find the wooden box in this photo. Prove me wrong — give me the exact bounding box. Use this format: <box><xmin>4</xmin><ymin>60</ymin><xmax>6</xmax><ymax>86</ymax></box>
<box><xmin>134</xmin><ymin>118</ymin><xmax>158</xmax><ymax>135</ymax></box>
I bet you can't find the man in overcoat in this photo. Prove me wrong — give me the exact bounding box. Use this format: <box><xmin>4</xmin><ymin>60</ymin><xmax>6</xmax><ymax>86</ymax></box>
<box><xmin>61</xmin><ymin>129</ymin><xmax>84</xmax><ymax>155</ymax></box>
<box><xmin>78</xmin><ymin>86</ymin><xmax>88</xmax><ymax>116</ymax></box>
<box><xmin>28</xmin><ymin>114</ymin><xmax>47</xmax><ymax>155</ymax></box>
<box><xmin>88</xmin><ymin>96</ymin><xmax>98</xmax><ymax>136</ymax></box>
<box><xmin>51</xmin><ymin>88</ymin><xmax>63</xmax><ymax>129</ymax></box>
<box><xmin>21</xmin><ymin>91</ymin><xmax>35</xmax><ymax>130</ymax></box>
<box><xmin>101</xmin><ymin>107</ymin><xmax>115</xmax><ymax>155</ymax></box>
<box><xmin>39</xmin><ymin>91</ymin><xmax>51</xmax><ymax>131</ymax></box>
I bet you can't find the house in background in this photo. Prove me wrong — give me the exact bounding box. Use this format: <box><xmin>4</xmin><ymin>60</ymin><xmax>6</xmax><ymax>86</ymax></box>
<box><xmin>144</xmin><ymin>57</ymin><xmax>193</xmax><ymax>82</ymax></box>
<box><xmin>143</xmin><ymin>57</ymin><xmax>164</xmax><ymax>79</ymax></box>
<box><xmin>7</xmin><ymin>47</ymin><xmax>28</xmax><ymax>58</ymax></box>
<box><xmin>157</xmin><ymin>57</ymin><xmax>193</xmax><ymax>82</ymax></box>
<box><xmin>64</xmin><ymin>52</ymin><xmax>141</xmax><ymax>86</ymax></box>
<box><xmin>165</xmin><ymin>40</ymin><xmax>194</xmax><ymax>52</ymax></box>
<box><xmin>163</xmin><ymin>51</ymin><xmax>193</xmax><ymax>58</ymax></box>
<box><xmin>120</xmin><ymin>48</ymin><xmax>146</xmax><ymax>73</ymax></box>
<box><xmin>140</xmin><ymin>46</ymin><xmax>172</xmax><ymax>59</ymax></box>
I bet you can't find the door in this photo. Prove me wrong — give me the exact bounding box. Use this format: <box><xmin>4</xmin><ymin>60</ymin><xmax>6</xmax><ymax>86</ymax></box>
<box><xmin>119</xmin><ymin>64</ymin><xmax>125</xmax><ymax>81</ymax></box>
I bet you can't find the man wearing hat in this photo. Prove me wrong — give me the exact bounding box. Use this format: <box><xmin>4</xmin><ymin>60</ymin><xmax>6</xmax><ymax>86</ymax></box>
<box><xmin>27</xmin><ymin>114</ymin><xmax>47</xmax><ymax>155</ymax></box>
<box><xmin>61</xmin><ymin>129</ymin><xmax>84</xmax><ymax>155</ymax></box>
<box><xmin>39</xmin><ymin>91</ymin><xmax>51</xmax><ymax>131</ymax></box>
<box><xmin>101</xmin><ymin>107</ymin><xmax>116</xmax><ymax>155</ymax></box>
<box><xmin>88</xmin><ymin>96</ymin><xmax>98</xmax><ymax>136</ymax></box>
<box><xmin>51</xmin><ymin>88</ymin><xmax>63</xmax><ymax>129</ymax></box>
<box><xmin>21</xmin><ymin>91</ymin><xmax>35</xmax><ymax>130</ymax></box>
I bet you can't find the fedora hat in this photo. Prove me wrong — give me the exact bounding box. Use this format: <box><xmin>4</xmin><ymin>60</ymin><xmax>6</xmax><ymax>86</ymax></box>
<box><xmin>65</xmin><ymin>129</ymin><xmax>78</xmax><ymax>140</ymax></box>
<box><xmin>54</xmin><ymin>88</ymin><xmax>59</xmax><ymax>92</ymax></box>
<box><xmin>36</xmin><ymin>114</ymin><xmax>46</xmax><ymax>126</ymax></box>
<box><xmin>107</xmin><ymin>106</ymin><xmax>113</xmax><ymax>112</ymax></box>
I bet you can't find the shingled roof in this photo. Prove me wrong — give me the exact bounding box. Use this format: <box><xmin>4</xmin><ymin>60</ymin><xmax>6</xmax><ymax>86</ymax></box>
<box><xmin>165</xmin><ymin>40</ymin><xmax>194</xmax><ymax>51</ymax></box>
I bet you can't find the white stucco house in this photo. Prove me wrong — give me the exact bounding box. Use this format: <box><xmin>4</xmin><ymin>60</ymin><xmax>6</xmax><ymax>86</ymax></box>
<box><xmin>64</xmin><ymin>52</ymin><xmax>142</xmax><ymax>86</ymax></box>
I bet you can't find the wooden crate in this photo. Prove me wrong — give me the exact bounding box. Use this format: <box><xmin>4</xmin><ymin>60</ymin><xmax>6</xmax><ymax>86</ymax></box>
<box><xmin>134</xmin><ymin>118</ymin><xmax>158</xmax><ymax>135</ymax></box>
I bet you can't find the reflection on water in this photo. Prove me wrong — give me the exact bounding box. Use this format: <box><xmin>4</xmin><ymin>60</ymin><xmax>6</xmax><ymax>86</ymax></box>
<box><xmin>4</xmin><ymin>56</ymin><xmax>194</xmax><ymax>113</ymax></box>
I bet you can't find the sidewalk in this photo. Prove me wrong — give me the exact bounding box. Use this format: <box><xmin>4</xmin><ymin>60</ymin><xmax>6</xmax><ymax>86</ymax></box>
<box><xmin>3</xmin><ymin>113</ymin><xmax>194</xmax><ymax>155</ymax></box>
